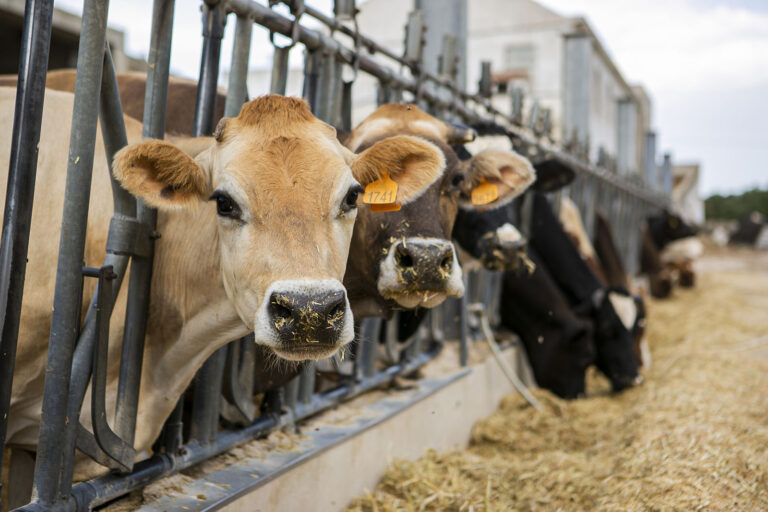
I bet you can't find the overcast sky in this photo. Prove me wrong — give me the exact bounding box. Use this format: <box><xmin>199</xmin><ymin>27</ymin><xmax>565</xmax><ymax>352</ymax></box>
<box><xmin>54</xmin><ymin>0</ymin><xmax>767</xmax><ymax>196</ymax></box>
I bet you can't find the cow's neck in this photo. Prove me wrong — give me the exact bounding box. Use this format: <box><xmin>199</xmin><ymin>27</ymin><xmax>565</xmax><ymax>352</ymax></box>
<box><xmin>134</xmin><ymin>205</ymin><xmax>249</xmax><ymax>449</ymax></box>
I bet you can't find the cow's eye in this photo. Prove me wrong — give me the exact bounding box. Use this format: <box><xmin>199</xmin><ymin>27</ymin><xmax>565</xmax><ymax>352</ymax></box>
<box><xmin>209</xmin><ymin>191</ymin><xmax>241</xmax><ymax>220</ymax></box>
<box><xmin>341</xmin><ymin>184</ymin><xmax>364</xmax><ymax>212</ymax></box>
<box><xmin>451</xmin><ymin>174</ymin><xmax>465</xmax><ymax>189</ymax></box>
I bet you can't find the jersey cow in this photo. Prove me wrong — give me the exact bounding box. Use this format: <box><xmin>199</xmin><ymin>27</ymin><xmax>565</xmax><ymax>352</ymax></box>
<box><xmin>0</xmin><ymin>89</ymin><xmax>442</xmax><ymax>478</ymax></box>
<box><xmin>342</xmin><ymin>104</ymin><xmax>535</xmax><ymax>318</ymax></box>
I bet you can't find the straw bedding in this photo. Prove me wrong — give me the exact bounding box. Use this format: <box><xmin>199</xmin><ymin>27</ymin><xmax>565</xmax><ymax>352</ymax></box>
<box><xmin>347</xmin><ymin>256</ymin><xmax>768</xmax><ymax>511</ymax></box>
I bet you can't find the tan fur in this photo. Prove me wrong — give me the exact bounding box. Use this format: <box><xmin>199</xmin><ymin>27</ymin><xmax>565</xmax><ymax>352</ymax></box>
<box><xmin>113</xmin><ymin>140</ymin><xmax>209</xmax><ymax>209</ymax></box>
<box><xmin>349</xmin><ymin>135</ymin><xmax>445</xmax><ymax>203</ymax></box>
<box><xmin>459</xmin><ymin>149</ymin><xmax>536</xmax><ymax>208</ymax></box>
<box><xmin>346</xmin><ymin>103</ymin><xmax>453</xmax><ymax>152</ymax></box>
<box><xmin>0</xmin><ymin>89</ymin><xmax>443</xmax><ymax>482</ymax></box>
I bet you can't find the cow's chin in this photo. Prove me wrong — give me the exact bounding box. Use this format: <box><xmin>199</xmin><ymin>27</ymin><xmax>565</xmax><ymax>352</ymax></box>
<box><xmin>268</xmin><ymin>344</ymin><xmax>342</xmax><ymax>362</ymax></box>
<box><xmin>384</xmin><ymin>290</ymin><xmax>458</xmax><ymax>309</ymax></box>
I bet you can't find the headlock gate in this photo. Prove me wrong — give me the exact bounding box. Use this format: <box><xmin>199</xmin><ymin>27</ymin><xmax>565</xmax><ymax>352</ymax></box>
<box><xmin>0</xmin><ymin>1</ymin><xmax>667</xmax><ymax>510</ymax></box>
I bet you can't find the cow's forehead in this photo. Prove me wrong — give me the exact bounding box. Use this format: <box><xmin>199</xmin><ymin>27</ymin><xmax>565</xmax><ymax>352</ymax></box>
<box><xmin>215</xmin><ymin>133</ymin><xmax>351</xmax><ymax>219</ymax></box>
<box><xmin>347</xmin><ymin>103</ymin><xmax>448</xmax><ymax>150</ymax></box>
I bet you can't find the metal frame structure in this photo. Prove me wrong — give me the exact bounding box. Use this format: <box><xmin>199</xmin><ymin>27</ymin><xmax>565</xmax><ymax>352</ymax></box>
<box><xmin>0</xmin><ymin>1</ymin><xmax>667</xmax><ymax>510</ymax></box>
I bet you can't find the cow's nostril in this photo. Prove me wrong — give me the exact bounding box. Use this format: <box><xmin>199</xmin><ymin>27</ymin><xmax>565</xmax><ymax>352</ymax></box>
<box><xmin>395</xmin><ymin>245</ymin><xmax>414</xmax><ymax>268</ymax></box>
<box><xmin>440</xmin><ymin>254</ymin><xmax>452</xmax><ymax>271</ymax></box>
<box><xmin>271</xmin><ymin>302</ymin><xmax>292</xmax><ymax>320</ymax></box>
<box><xmin>328</xmin><ymin>301</ymin><xmax>345</xmax><ymax>320</ymax></box>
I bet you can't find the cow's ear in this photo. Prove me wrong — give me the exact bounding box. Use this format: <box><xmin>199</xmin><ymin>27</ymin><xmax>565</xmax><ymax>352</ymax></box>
<box><xmin>113</xmin><ymin>140</ymin><xmax>211</xmax><ymax>209</ymax></box>
<box><xmin>459</xmin><ymin>149</ymin><xmax>535</xmax><ymax>209</ymax></box>
<box><xmin>348</xmin><ymin>135</ymin><xmax>444</xmax><ymax>204</ymax></box>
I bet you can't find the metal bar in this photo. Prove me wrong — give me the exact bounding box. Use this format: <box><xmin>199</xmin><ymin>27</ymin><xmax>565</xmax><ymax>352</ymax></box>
<box><xmin>232</xmin><ymin>0</ymin><xmax>665</xmax><ymax>207</ymax></box>
<box><xmin>270</xmin><ymin>46</ymin><xmax>291</xmax><ymax>95</ymax></box>
<box><xmin>194</xmin><ymin>0</ymin><xmax>226</xmax><ymax>137</ymax></box>
<box><xmin>190</xmin><ymin>347</ymin><xmax>227</xmax><ymax>444</ymax></box>
<box><xmin>0</xmin><ymin>2</ymin><xmax>55</xmax><ymax>508</ymax></box>
<box><xmin>360</xmin><ymin>317</ymin><xmax>380</xmax><ymax>379</ymax></box>
<box><xmin>297</xmin><ymin>363</ymin><xmax>316</xmax><ymax>405</ymax></box>
<box><xmin>225</xmin><ymin>14</ymin><xmax>253</xmax><ymax>118</ymax></box>
<box><xmin>32</xmin><ymin>0</ymin><xmax>111</xmax><ymax>504</ymax></box>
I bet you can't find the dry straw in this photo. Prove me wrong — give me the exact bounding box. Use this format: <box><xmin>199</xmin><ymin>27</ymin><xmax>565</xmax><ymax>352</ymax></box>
<box><xmin>347</xmin><ymin>260</ymin><xmax>768</xmax><ymax>511</ymax></box>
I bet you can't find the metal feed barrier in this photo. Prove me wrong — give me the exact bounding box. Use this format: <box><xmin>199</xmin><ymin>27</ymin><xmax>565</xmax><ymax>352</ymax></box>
<box><xmin>0</xmin><ymin>1</ymin><xmax>667</xmax><ymax>510</ymax></box>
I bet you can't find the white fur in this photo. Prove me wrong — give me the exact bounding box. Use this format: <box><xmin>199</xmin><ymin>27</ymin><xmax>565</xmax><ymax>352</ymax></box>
<box><xmin>496</xmin><ymin>223</ymin><xmax>523</xmax><ymax>244</ymax></box>
<box><xmin>377</xmin><ymin>237</ymin><xmax>465</xmax><ymax>308</ymax></box>
<box><xmin>608</xmin><ymin>292</ymin><xmax>638</xmax><ymax>331</ymax></box>
<box><xmin>660</xmin><ymin>236</ymin><xmax>703</xmax><ymax>264</ymax></box>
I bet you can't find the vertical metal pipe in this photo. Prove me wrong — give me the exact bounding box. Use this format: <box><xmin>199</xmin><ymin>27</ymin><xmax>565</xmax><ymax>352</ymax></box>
<box><xmin>298</xmin><ymin>363</ymin><xmax>316</xmax><ymax>405</ymax></box>
<box><xmin>459</xmin><ymin>274</ymin><xmax>469</xmax><ymax>366</ymax></box>
<box><xmin>194</xmin><ymin>0</ymin><xmax>226</xmax><ymax>137</ymax></box>
<box><xmin>189</xmin><ymin>0</ymin><xmax>227</xmax><ymax>445</ymax></box>
<box><xmin>270</xmin><ymin>46</ymin><xmax>291</xmax><ymax>95</ymax></box>
<box><xmin>33</xmin><ymin>0</ymin><xmax>111</xmax><ymax>504</ymax></box>
<box><xmin>302</xmin><ymin>49</ymin><xmax>321</xmax><ymax>111</ymax></box>
<box><xmin>0</xmin><ymin>1</ymin><xmax>54</xmax><ymax>507</ymax></box>
<box><xmin>225</xmin><ymin>14</ymin><xmax>253</xmax><ymax>117</ymax></box>
<box><xmin>315</xmin><ymin>52</ymin><xmax>337</xmax><ymax>123</ymax></box>
<box><xmin>56</xmin><ymin>47</ymin><xmax>136</xmax><ymax>493</ymax></box>
<box><xmin>360</xmin><ymin>318</ymin><xmax>380</xmax><ymax>379</ymax></box>
<box><xmin>136</xmin><ymin>0</ymin><xmax>177</xmax><ymax>456</ymax></box>
<box><xmin>190</xmin><ymin>347</ymin><xmax>227</xmax><ymax>444</ymax></box>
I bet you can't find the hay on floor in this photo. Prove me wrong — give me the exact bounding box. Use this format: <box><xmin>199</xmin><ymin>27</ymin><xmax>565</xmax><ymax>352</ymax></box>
<box><xmin>347</xmin><ymin>258</ymin><xmax>768</xmax><ymax>511</ymax></box>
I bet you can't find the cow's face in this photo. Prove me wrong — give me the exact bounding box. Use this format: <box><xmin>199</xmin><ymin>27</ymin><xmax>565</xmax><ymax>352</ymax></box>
<box><xmin>344</xmin><ymin>104</ymin><xmax>535</xmax><ymax>316</ymax></box>
<box><xmin>592</xmin><ymin>289</ymin><xmax>641</xmax><ymax>391</ymax></box>
<box><xmin>648</xmin><ymin>210</ymin><xmax>697</xmax><ymax>248</ymax></box>
<box><xmin>113</xmin><ymin>95</ymin><xmax>443</xmax><ymax>361</ymax></box>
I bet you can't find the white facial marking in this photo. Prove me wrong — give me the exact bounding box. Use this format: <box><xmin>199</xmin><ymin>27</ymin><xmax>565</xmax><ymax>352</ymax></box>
<box><xmin>347</xmin><ymin>118</ymin><xmax>396</xmax><ymax>151</ymax></box>
<box><xmin>659</xmin><ymin>236</ymin><xmax>703</xmax><ymax>264</ymax></box>
<box><xmin>496</xmin><ymin>223</ymin><xmax>523</xmax><ymax>244</ymax></box>
<box><xmin>607</xmin><ymin>292</ymin><xmax>638</xmax><ymax>331</ymax></box>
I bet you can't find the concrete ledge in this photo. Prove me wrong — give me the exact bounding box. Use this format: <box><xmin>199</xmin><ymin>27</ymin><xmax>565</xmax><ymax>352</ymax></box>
<box><xmin>137</xmin><ymin>344</ymin><xmax>531</xmax><ymax>512</ymax></box>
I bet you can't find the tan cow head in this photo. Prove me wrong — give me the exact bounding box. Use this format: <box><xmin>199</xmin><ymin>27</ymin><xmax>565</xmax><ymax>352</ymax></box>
<box><xmin>113</xmin><ymin>95</ymin><xmax>443</xmax><ymax>361</ymax></box>
<box><xmin>343</xmin><ymin>104</ymin><xmax>535</xmax><ymax>318</ymax></box>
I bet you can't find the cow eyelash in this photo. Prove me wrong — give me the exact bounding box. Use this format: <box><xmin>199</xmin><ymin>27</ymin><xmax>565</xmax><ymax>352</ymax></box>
<box><xmin>341</xmin><ymin>184</ymin><xmax>364</xmax><ymax>213</ymax></box>
<box><xmin>209</xmin><ymin>190</ymin><xmax>242</xmax><ymax>220</ymax></box>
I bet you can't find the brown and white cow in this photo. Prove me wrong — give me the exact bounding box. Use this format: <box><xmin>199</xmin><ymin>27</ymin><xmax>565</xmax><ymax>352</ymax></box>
<box><xmin>343</xmin><ymin>104</ymin><xmax>535</xmax><ymax>318</ymax></box>
<box><xmin>0</xmin><ymin>88</ymin><xmax>442</xmax><ymax>478</ymax></box>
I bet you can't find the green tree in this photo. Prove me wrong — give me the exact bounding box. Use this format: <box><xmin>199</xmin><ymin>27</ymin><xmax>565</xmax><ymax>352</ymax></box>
<box><xmin>705</xmin><ymin>188</ymin><xmax>768</xmax><ymax>221</ymax></box>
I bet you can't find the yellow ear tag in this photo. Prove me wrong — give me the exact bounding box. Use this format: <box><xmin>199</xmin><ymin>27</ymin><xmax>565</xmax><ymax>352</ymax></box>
<box><xmin>471</xmin><ymin>179</ymin><xmax>499</xmax><ymax>205</ymax></box>
<box><xmin>364</xmin><ymin>170</ymin><xmax>400</xmax><ymax>212</ymax></box>
<box><xmin>370</xmin><ymin>202</ymin><xmax>402</xmax><ymax>213</ymax></box>
<box><xmin>363</xmin><ymin>170</ymin><xmax>398</xmax><ymax>205</ymax></box>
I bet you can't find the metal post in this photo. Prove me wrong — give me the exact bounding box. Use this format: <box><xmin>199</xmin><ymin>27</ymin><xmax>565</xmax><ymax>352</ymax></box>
<box><xmin>226</xmin><ymin>14</ymin><xmax>253</xmax><ymax>117</ymax></box>
<box><xmin>194</xmin><ymin>0</ymin><xmax>226</xmax><ymax>137</ymax></box>
<box><xmin>643</xmin><ymin>131</ymin><xmax>657</xmax><ymax>189</ymax></box>
<box><xmin>478</xmin><ymin>61</ymin><xmax>491</xmax><ymax>98</ymax></box>
<box><xmin>33</xmin><ymin>0</ymin><xmax>111</xmax><ymax>504</ymax></box>
<box><xmin>510</xmin><ymin>86</ymin><xmax>523</xmax><ymax>125</ymax></box>
<box><xmin>563</xmin><ymin>35</ymin><xmax>591</xmax><ymax>150</ymax></box>
<box><xmin>0</xmin><ymin>1</ymin><xmax>55</xmax><ymax>508</ymax></box>
<box><xmin>661</xmin><ymin>152</ymin><xmax>673</xmax><ymax>197</ymax></box>
<box><xmin>270</xmin><ymin>46</ymin><xmax>291</xmax><ymax>95</ymax></box>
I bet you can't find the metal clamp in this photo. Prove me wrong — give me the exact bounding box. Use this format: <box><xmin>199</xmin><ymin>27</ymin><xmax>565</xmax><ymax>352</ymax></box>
<box><xmin>269</xmin><ymin>0</ymin><xmax>304</xmax><ymax>50</ymax></box>
<box><xmin>105</xmin><ymin>215</ymin><xmax>153</xmax><ymax>258</ymax></box>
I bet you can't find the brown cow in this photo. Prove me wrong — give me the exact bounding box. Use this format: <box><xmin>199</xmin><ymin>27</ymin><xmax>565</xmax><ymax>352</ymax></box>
<box><xmin>0</xmin><ymin>88</ymin><xmax>442</xmax><ymax>479</ymax></box>
<box><xmin>343</xmin><ymin>104</ymin><xmax>536</xmax><ymax>318</ymax></box>
<box><xmin>0</xmin><ymin>69</ymin><xmax>226</xmax><ymax>136</ymax></box>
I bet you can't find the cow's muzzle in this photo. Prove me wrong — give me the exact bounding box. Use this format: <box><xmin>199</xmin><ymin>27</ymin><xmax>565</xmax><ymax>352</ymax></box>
<box><xmin>477</xmin><ymin>232</ymin><xmax>528</xmax><ymax>272</ymax></box>
<box><xmin>255</xmin><ymin>279</ymin><xmax>354</xmax><ymax>361</ymax></box>
<box><xmin>378</xmin><ymin>237</ymin><xmax>464</xmax><ymax>308</ymax></box>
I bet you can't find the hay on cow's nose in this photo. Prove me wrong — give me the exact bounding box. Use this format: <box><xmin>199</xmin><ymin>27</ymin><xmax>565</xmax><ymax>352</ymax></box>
<box><xmin>346</xmin><ymin>249</ymin><xmax>768</xmax><ymax>512</ymax></box>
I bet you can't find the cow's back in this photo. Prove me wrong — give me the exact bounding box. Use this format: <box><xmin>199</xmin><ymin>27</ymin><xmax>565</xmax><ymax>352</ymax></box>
<box><xmin>0</xmin><ymin>87</ymin><xmax>140</xmax><ymax>446</ymax></box>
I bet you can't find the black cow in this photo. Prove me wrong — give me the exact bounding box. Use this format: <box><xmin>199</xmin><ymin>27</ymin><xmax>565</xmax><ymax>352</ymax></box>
<box><xmin>500</xmin><ymin>247</ymin><xmax>595</xmax><ymax>398</ymax></box>
<box><xmin>528</xmin><ymin>192</ymin><xmax>639</xmax><ymax>391</ymax></box>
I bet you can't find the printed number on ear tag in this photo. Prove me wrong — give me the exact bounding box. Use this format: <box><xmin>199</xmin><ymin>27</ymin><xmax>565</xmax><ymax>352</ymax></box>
<box><xmin>363</xmin><ymin>171</ymin><xmax>398</xmax><ymax>205</ymax></box>
<box><xmin>370</xmin><ymin>202</ymin><xmax>402</xmax><ymax>213</ymax></box>
<box><xmin>471</xmin><ymin>180</ymin><xmax>499</xmax><ymax>205</ymax></box>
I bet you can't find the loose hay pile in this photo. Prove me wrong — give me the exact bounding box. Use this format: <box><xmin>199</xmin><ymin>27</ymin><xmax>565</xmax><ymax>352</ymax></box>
<box><xmin>347</xmin><ymin>259</ymin><xmax>768</xmax><ymax>511</ymax></box>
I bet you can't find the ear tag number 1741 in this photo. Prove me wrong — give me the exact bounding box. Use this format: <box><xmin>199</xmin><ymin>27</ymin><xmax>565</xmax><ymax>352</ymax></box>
<box><xmin>364</xmin><ymin>170</ymin><xmax>401</xmax><ymax>212</ymax></box>
<box><xmin>471</xmin><ymin>179</ymin><xmax>499</xmax><ymax>206</ymax></box>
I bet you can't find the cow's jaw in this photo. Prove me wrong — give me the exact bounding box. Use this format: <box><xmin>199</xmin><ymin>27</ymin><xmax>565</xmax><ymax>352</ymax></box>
<box><xmin>377</xmin><ymin>237</ymin><xmax>464</xmax><ymax>309</ymax></box>
<box><xmin>254</xmin><ymin>278</ymin><xmax>355</xmax><ymax>361</ymax></box>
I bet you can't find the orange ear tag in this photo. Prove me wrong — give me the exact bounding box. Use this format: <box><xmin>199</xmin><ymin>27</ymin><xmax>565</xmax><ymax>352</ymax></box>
<box><xmin>364</xmin><ymin>170</ymin><xmax>400</xmax><ymax>212</ymax></box>
<box><xmin>471</xmin><ymin>179</ymin><xmax>499</xmax><ymax>206</ymax></box>
<box><xmin>370</xmin><ymin>202</ymin><xmax>402</xmax><ymax>213</ymax></box>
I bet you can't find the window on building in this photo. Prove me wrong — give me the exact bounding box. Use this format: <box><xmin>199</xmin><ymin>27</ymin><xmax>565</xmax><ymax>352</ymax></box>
<box><xmin>504</xmin><ymin>44</ymin><xmax>535</xmax><ymax>71</ymax></box>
